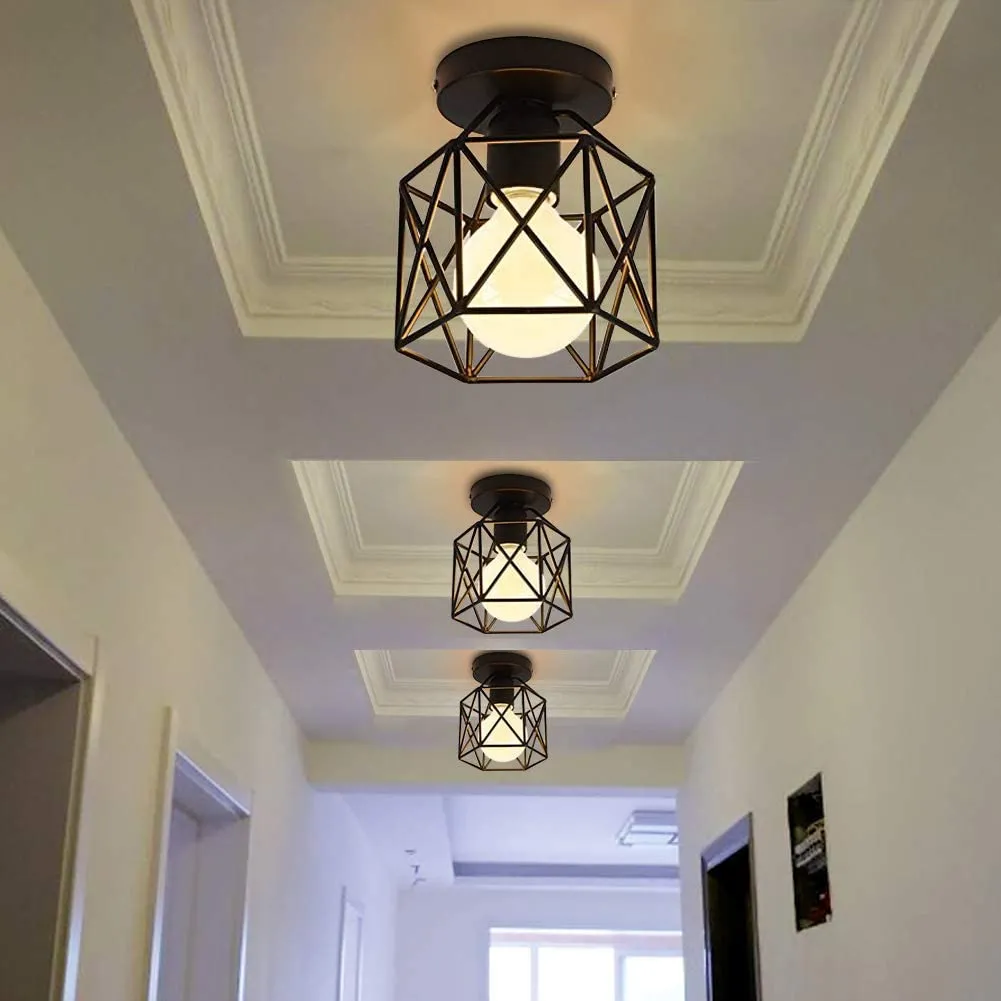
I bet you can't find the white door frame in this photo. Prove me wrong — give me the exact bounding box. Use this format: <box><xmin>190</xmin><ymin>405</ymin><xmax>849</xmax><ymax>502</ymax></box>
<box><xmin>145</xmin><ymin>708</ymin><xmax>253</xmax><ymax>1001</ymax></box>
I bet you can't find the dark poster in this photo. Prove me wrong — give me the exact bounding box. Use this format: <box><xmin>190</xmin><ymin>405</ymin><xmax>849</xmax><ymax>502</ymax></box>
<box><xmin>787</xmin><ymin>773</ymin><xmax>832</xmax><ymax>931</ymax></box>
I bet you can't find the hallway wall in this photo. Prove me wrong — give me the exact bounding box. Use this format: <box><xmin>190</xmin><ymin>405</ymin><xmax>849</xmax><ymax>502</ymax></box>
<box><xmin>680</xmin><ymin>310</ymin><xmax>1001</xmax><ymax>999</ymax></box>
<box><xmin>396</xmin><ymin>884</ymin><xmax>680</xmax><ymax>1001</ymax></box>
<box><xmin>0</xmin><ymin>230</ymin><xmax>394</xmax><ymax>999</ymax></box>
<box><xmin>307</xmin><ymin>793</ymin><xmax>398</xmax><ymax>1001</ymax></box>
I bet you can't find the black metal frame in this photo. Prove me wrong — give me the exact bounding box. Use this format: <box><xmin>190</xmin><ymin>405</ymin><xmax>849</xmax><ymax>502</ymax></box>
<box><xmin>458</xmin><ymin>652</ymin><xmax>548</xmax><ymax>771</ymax></box>
<box><xmin>395</xmin><ymin>38</ymin><xmax>658</xmax><ymax>383</ymax></box>
<box><xmin>452</xmin><ymin>474</ymin><xmax>572</xmax><ymax>634</ymax></box>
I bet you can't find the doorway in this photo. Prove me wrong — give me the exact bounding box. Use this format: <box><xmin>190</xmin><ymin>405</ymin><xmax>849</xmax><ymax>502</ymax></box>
<box><xmin>701</xmin><ymin>815</ymin><xmax>761</xmax><ymax>1001</ymax></box>
<box><xmin>0</xmin><ymin>598</ymin><xmax>92</xmax><ymax>1001</ymax></box>
<box><xmin>148</xmin><ymin>729</ymin><xmax>252</xmax><ymax>1001</ymax></box>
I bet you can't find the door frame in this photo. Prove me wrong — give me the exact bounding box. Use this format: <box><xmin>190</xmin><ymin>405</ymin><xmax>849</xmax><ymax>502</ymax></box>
<box><xmin>0</xmin><ymin>571</ymin><xmax>102</xmax><ymax>1001</ymax></box>
<box><xmin>699</xmin><ymin>813</ymin><xmax>762</xmax><ymax>1001</ymax></box>
<box><xmin>144</xmin><ymin>707</ymin><xmax>253</xmax><ymax>1001</ymax></box>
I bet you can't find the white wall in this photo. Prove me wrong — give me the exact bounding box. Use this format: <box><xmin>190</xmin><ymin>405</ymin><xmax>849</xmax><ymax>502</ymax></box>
<box><xmin>304</xmin><ymin>794</ymin><xmax>398</xmax><ymax>1001</ymax></box>
<box><xmin>396</xmin><ymin>885</ymin><xmax>680</xmax><ymax>1001</ymax></box>
<box><xmin>0</xmin><ymin>231</ymin><xmax>394</xmax><ymax>999</ymax></box>
<box><xmin>680</xmin><ymin>311</ymin><xmax>1001</xmax><ymax>1000</ymax></box>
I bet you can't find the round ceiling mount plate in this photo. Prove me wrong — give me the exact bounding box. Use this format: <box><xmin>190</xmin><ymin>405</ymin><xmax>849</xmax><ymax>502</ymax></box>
<box><xmin>470</xmin><ymin>473</ymin><xmax>553</xmax><ymax>518</ymax></box>
<box><xmin>435</xmin><ymin>36</ymin><xmax>614</xmax><ymax>131</ymax></box>
<box><xmin>472</xmin><ymin>651</ymin><xmax>534</xmax><ymax>686</ymax></box>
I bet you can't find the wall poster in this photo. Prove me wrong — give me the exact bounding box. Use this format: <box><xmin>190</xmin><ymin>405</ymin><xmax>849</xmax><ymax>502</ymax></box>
<box><xmin>787</xmin><ymin>772</ymin><xmax>832</xmax><ymax>931</ymax></box>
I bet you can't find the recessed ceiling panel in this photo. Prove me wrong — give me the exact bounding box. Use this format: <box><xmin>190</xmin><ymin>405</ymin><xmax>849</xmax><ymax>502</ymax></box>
<box><xmin>294</xmin><ymin>459</ymin><xmax>741</xmax><ymax>600</ymax></box>
<box><xmin>355</xmin><ymin>648</ymin><xmax>656</xmax><ymax>718</ymax></box>
<box><xmin>229</xmin><ymin>0</ymin><xmax>848</xmax><ymax>263</ymax></box>
<box><xmin>133</xmin><ymin>0</ymin><xmax>955</xmax><ymax>341</ymax></box>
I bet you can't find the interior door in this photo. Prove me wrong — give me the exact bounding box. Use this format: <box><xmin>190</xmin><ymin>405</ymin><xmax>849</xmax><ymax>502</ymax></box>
<box><xmin>0</xmin><ymin>604</ymin><xmax>89</xmax><ymax>1001</ymax></box>
<box><xmin>701</xmin><ymin>815</ymin><xmax>761</xmax><ymax>1001</ymax></box>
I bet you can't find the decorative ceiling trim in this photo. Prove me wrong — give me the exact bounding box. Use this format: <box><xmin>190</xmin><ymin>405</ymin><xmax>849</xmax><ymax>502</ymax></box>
<box><xmin>355</xmin><ymin>649</ymin><xmax>656</xmax><ymax>719</ymax></box>
<box><xmin>293</xmin><ymin>460</ymin><xmax>742</xmax><ymax>601</ymax></box>
<box><xmin>132</xmin><ymin>0</ymin><xmax>956</xmax><ymax>343</ymax></box>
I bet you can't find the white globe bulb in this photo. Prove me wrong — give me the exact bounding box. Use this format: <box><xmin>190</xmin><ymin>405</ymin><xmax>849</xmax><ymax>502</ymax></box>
<box><xmin>481</xmin><ymin>543</ymin><xmax>543</xmax><ymax>623</ymax></box>
<box><xmin>480</xmin><ymin>704</ymin><xmax>525</xmax><ymax>763</ymax></box>
<box><xmin>459</xmin><ymin>187</ymin><xmax>599</xmax><ymax>359</ymax></box>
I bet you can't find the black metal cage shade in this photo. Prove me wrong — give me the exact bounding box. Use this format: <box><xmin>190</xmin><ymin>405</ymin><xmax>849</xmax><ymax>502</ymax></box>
<box><xmin>458</xmin><ymin>678</ymin><xmax>548</xmax><ymax>771</ymax></box>
<box><xmin>396</xmin><ymin>108</ymin><xmax>658</xmax><ymax>383</ymax></box>
<box><xmin>452</xmin><ymin>508</ymin><xmax>572</xmax><ymax>634</ymax></box>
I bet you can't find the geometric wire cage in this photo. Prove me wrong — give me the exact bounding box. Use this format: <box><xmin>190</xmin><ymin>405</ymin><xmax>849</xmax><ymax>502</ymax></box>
<box><xmin>452</xmin><ymin>473</ymin><xmax>571</xmax><ymax>634</ymax></box>
<box><xmin>396</xmin><ymin>36</ymin><xmax>658</xmax><ymax>383</ymax></box>
<box><xmin>458</xmin><ymin>652</ymin><xmax>548</xmax><ymax>771</ymax></box>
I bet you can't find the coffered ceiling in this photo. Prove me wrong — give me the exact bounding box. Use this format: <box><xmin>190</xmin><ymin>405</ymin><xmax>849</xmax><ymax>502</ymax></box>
<box><xmin>355</xmin><ymin>649</ymin><xmax>655</xmax><ymax>719</ymax></box>
<box><xmin>294</xmin><ymin>460</ymin><xmax>740</xmax><ymax>599</ymax></box>
<box><xmin>134</xmin><ymin>0</ymin><xmax>950</xmax><ymax>342</ymax></box>
<box><xmin>4</xmin><ymin>0</ymin><xmax>1001</xmax><ymax>759</ymax></box>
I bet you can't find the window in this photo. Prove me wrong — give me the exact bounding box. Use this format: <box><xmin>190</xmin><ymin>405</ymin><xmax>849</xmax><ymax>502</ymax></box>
<box><xmin>489</xmin><ymin>930</ymin><xmax>684</xmax><ymax>1001</ymax></box>
<box><xmin>622</xmin><ymin>955</ymin><xmax>686</xmax><ymax>1001</ymax></box>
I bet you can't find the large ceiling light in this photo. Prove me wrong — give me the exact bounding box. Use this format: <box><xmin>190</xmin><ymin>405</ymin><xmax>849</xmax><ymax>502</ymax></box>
<box><xmin>396</xmin><ymin>36</ymin><xmax>658</xmax><ymax>382</ymax></box>
<box><xmin>452</xmin><ymin>473</ymin><xmax>571</xmax><ymax>634</ymax></box>
<box><xmin>459</xmin><ymin>652</ymin><xmax>548</xmax><ymax>771</ymax></box>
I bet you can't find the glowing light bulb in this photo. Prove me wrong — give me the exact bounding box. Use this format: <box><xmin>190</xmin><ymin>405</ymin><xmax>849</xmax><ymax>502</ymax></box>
<box><xmin>480</xmin><ymin>703</ymin><xmax>525</xmax><ymax>762</ymax></box>
<box><xmin>459</xmin><ymin>187</ymin><xmax>599</xmax><ymax>358</ymax></box>
<box><xmin>481</xmin><ymin>543</ymin><xmax>543</xmax><ymax>623</ymax></box>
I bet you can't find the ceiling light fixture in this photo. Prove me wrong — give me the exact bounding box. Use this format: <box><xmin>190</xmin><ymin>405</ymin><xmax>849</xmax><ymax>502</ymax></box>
<box><xmin>452</xmin><ymin>473</ymin><xmax>571</xmax><ymax>634</ymax></box>
<box><xmin>617</xmin><ymin>810</ymin><xmax>680</xmax><ymax>848</ymax></box>
<box><xmin>459</xmin><ymin>652</ymin><xmax>548</xmax><ymax>771</ymax></box>
<box><xmin>396</xmin><ymin>35</ymin><xmax>658</xmax><ymax>382</ymax></box>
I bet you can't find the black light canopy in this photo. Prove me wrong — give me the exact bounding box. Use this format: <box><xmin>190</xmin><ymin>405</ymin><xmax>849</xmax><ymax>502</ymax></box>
<box><xmin>396</xmin><ymin>35</ymin><xmax>659</xmax><ymax>382</ymax></box>
<box><xmin>458</xmin><ymin>651</ymin><xmax>548</xmax><ymax>771</ymax></box>
<box><xmin>452</xmin><ymin>472</ymin><xmax>572</xmax><ymax>634</ymax></box>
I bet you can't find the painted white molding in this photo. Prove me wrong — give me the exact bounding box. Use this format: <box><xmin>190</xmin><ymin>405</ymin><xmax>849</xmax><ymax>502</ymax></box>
<box><xmin>144</xmin><ymin>709</ymin><xmax>184</xmax><ymax>1001</ymax></box>
<box><xmin>354</xmin><ymin>649</ymin><xmax>656</xmax><ymax>720</ymax></box>
<box><xmin>55</xmin><ymin>666</ymin><xmax>106</xmax><ymax>1001</ymax></box>
<box><xmin>293</xmin><ymin>460</ymin><xmax>741</xmax><ymax>601</ymax></box>
<box><xmin>132</xmin><ymin>0</ymin><xmax>956</xmax><ymax>342</ymax></box>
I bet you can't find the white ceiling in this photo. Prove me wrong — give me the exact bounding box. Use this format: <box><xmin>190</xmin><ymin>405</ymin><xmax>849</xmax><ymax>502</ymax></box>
<box><xmin>132</xmin><ymin>0</ymin><xmax>955</xmax><ymax>342</ymax></box>
<box><xmin>343</xmin><ymin>790</ymin><xmax>678</xmax><ymax>887</ymax></box>
<box><xmin>355</xmin><ymin>649</ymin><xmax>654</xmax><ymax>719</ymax></box>
<box><xmin>4</xmin><ymin>0</ymin><xmax>1001</xmax><ymax>761</ymax></box>
<box><xmin>446</xmin><ymin>794</ymin><xmax>679</xmax><ymax>868</ymax></box>
<box><xmin>295</xmin><ymin>459</ymin><xmax>739</xmax><ymax>600</ymax></box>
<box><xmin>309</xmin><ymin>461</ymin><xmax>693</xmax><ymax>553</ymax></box>
<box><xmin>228</xmin><ymin>0</ymin><xmax>849</xmax><ymax>263</ymax></box>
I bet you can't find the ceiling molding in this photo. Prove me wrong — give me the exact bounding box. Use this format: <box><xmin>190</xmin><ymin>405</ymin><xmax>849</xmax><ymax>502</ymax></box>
<box><xmin>293</xmin><ymin>460</ymin><xmax>742</xmax><ymax>601</ymax></box>
<box><xmin>354</xmin><ymin>649</ymin><xmax>656</xmax><ymax>719</ymax></box>
<box><xmin>132</xmin><ymin>0</ymin><xmax>957</xmax><ymax>343</ymax></box>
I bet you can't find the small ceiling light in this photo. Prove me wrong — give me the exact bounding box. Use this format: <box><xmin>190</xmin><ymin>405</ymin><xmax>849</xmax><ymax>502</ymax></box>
<box><xmin>459</xmin><ymin>652</ymin><xmax>548</xmax><ymax>771</ymax></box>
<box><xmin>617</xmin><ymin>810</ymin><xmax>680</xmax><ymax>848</ymax></box>
<box><xmin>396</xmin><ymin>35</ymin><xmax>658</xmax><ymax>382</ymax></box>
<box><xmin>452</xmin><ymin>473</ymin><xmax>571</xmax><ymax>634</ymax></box>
